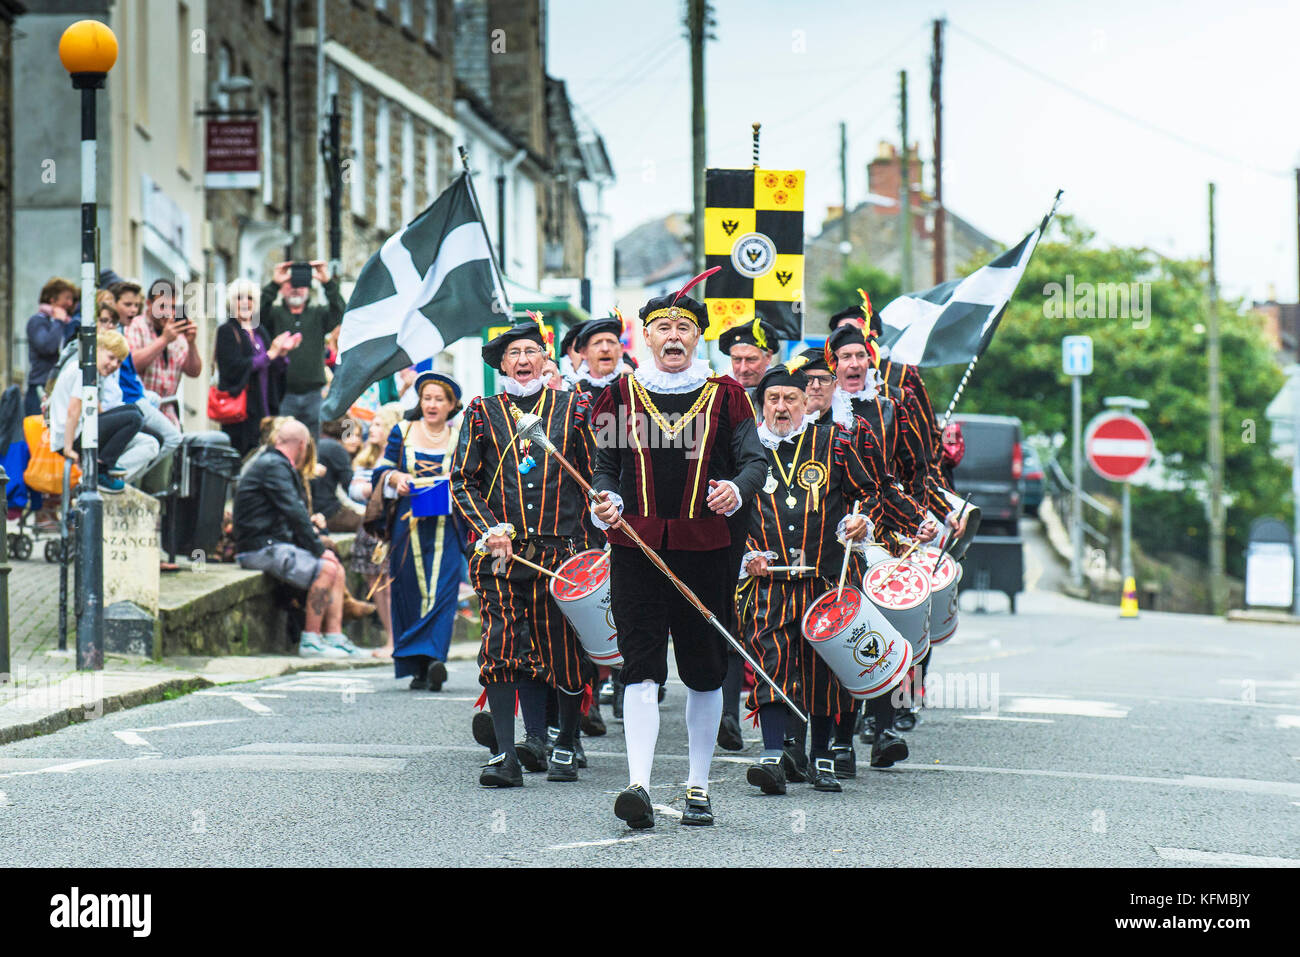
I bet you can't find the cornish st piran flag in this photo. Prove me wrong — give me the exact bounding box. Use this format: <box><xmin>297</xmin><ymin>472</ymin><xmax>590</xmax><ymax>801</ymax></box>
<box><xmin>876</xmin><ymin>191</ymin><xmax>1062</xmax><ymax>368</ymax></box>
<box><xmin>321</xmin><ymin>173</ymin><xmax>501</xmax><ymax>419</ymax></box>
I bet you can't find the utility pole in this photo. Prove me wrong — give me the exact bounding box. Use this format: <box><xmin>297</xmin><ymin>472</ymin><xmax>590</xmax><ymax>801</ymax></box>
<box><xmin>687</xmin><ymin>0</ymin><xmax>710</xmax><ymax>275</ymax></box>
<box><xmin>899</xmin><ymin>70</ymin><xmax>912</xmax><ymax>292</ymax></box>
<box><xmin>839</xmin><ymin>120</ymin><xmax>850</xmax><ymax>264</ymax></box>
<box><xmin>930</xmin><ymin>18</ymin><xmax>946</xmax><ymax>285</ymax></box>
<box><xmin>320</xmin><ymin>93</ymin><xmax>342</xmax><ymax>277</ymax></box>
<box><xmin>1207</xmin><ymin>183</ymin><xmax>1226</xmax><ymax>614</ymax></box>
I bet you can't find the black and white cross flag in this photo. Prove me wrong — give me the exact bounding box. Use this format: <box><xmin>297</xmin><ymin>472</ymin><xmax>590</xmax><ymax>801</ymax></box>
<box><xmin>876</xmin><ymin>192</ymin><xmax>1061</xmax><ymax>367</ymax></box>
<box><xmin>321</xmin><ymin>172</ymin><xmax>504</xmax><ymax>419</ymax></box>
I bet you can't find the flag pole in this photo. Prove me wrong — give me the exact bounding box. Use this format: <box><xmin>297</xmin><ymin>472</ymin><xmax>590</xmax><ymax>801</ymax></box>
<box><xmin>939</xmin><ymin>190</ymin><xmax>1064</xmax><ymax>427</ymax></box>
<box><xmin>458</xmin><ymin>146</ymin><xmax>512</xmax><ymax>320</ymax></box>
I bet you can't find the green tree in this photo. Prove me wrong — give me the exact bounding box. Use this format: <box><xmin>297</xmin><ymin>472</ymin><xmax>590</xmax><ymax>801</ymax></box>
<box><xmin>818</xmin><ymin>261</ymin><xmax>901</xmax><ymax>320</ymax></box>
<box><xmin>919</xmin><ymin>215</ymin><xmax>1291</xmax><ymax>578</ymax></box>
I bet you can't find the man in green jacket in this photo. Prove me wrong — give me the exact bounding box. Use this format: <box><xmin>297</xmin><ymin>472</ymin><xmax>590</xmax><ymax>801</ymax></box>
<box><xmin>261</xmin><ymin>260</ymin><xmax>345</xmax><ymax>436</ymax></box>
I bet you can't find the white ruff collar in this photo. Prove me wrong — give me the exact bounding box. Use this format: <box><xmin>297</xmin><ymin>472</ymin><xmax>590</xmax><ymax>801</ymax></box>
<box><xmin>756</xmin><ymin>418</ymin><xmax>810</xmax><ymax>450</ymax></box>
<box><xmin>829</xmin><ymin>388</ymin><xmax>856</xmax><ymax>429</ymax></box>
<box><xmin>576</xmin><ymin>361</ymin><xmax>621</xmax><ymax>387</ymax></box>
<box><xmin>841</xmin><ymin>368</ymin><xmax>883</xmax><ymax>404</ymax></box>
<box><xmin>803</xmin><ymin>408</ymin><xmax>824</xmax><ymax>426</ymax></box>
<box><xmin>501</xmin><ymin>375</ymin><xmax>545</xmax><ymax>398</ymax></box>
<box><xmin>634</xmin><ymin>359</ymin><xmax>712</xmax><ymax>394</ymax></box>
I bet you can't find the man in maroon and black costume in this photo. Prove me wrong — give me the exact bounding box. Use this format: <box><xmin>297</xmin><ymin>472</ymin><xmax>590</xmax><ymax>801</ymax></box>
<box><xmin>590</xmin><ymin>270</ymin><xmax>767</xmax><ymax>829</ymax></box>
<box><xmin>451</xmin><ymin>319</ymin><xmax>597</xmax><ymax>788</ymax></box>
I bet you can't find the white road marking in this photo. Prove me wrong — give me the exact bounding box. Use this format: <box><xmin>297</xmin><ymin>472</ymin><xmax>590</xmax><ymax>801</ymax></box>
<box><xmin>961</xmin><ymin>715</ymin><xmax>1054</xmax><ymax>724</ymax></box>
<box><xmin>0</xmin><ymin>759</ymin><xmax>112</xmax><ymax>778</ymax></box>
<box><xmin>414</xmin><ymin>696</ymin><xmax>481</xmax><ymax>702</ymax></box>
<box><xmin>112</xmin><ymin>731</ymin><xmax>151</xmax><ymax>747</ymax></box>
<box><xmin>261</xmin><ymin>677</ymin><xmax>375</xmax><ymax>694</ymax></box>
<box><xmin>230</xmin><ymin>694</ymin><xmax>274</xmax><ymax>715</ymax></box>
<box><xmin>130</xmin><ymin>718</ymin><xmax>247</xmax><ymax>733</ymax></box>
<box><xmin>1217</xmin><ymin>679</ymin><xmax>1300</xmax><ymax>689</ymax></box>
<box><xmin>225</xmin><ymin>742</ymin><xmax>431</xmax><ymax>756</ymax></box>
<box><xmin>545</xmin><ymin>834</ymin><xmax>657</xmax><ymax>851</ymax></box>
<box><xmin>1154</xmin><ymin>847</ymin><xmax>1300</xmax><ymax>868</ymax></box>
<box><xmin>193</xmin><ymin>691</ymin><xmax>286</xmax><ymax>700</ymax></box>
<box><xmin>653</xmin><ymin>803</ymin><xmax>683</xmax><ymax>819</ymax></box>
<box><xmin>1276</xmin><ymin>715</ymin><xmax>1300</xmax><ymax>729</ymax></box>
<box><xmin>1002</xmin><ymin>697</ymin><xmax>1128</xmax><ymax>718</ymax></box>
<box><xmin>901</xmin><ymin>763</ymin><xmax>1300</xmax><ymax>798</ymax></box>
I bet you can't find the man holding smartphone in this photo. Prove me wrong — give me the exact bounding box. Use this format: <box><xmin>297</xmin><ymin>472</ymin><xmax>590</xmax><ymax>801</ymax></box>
<box><xmin>261</xmin><ymin>260</ymin><xmax>345</xmax><ymax>437</ymax></box>
<box><xmin>127</xmin><ymin>279</ymin><xmax>203</xmax><ymax>428</ymax></box>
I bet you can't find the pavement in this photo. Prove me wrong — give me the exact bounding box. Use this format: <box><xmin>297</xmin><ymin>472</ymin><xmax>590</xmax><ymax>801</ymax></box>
<box><xmin>1</xmin><ymin>519</ymin><xmax>1298</xmax><ymax>866</ymax></box>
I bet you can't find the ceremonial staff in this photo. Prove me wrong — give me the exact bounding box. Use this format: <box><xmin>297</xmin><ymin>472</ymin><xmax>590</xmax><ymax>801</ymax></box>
<box><xmin>510</xmin><ymin>410</ymin><xmax>809</xmax><ymax>723</ymax></box>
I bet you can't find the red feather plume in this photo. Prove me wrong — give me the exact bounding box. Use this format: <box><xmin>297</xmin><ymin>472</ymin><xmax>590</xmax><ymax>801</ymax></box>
<box><xmin>672</xmin><ymin>266</ymin><xmax>722</xmax><ymax>305</ymax></box>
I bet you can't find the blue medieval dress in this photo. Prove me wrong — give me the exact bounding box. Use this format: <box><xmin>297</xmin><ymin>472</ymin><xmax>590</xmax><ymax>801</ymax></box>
<box><xmin>373</xmin><ymin>422</ymin><xmax>465</xmax><ymax>680</ymax></box>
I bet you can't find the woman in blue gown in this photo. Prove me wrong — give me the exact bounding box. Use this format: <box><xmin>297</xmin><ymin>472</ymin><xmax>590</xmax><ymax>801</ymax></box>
<box><xmin>372</xmin><ymin>370</ymin><xmax>467</xmax><ymax>690</ymax></box>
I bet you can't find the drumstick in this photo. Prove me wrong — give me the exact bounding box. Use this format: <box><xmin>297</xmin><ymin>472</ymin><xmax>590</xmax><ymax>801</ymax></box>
<box><xmin>876</xmin><ymin>539</ymin><xmax>924</xmax><ymax>589</ymax></box>
<box><xmin>766</xmin><ymin>565</ymin><xmax>815</xmax><ymax>573</ymax></box>
<box><xmin>510</xmin><ymin>554</ymin><xmax>579</xmax><ymax>588</ymax></box>
<box><xmin>836</xmin><ymin>502</ymin><xmax>861</xmax><ymax>600</ymax></box>
<box><xmin>932</xmin><ymin>494</ymin><xmax>973</xmax><ymax>575</ymax></box>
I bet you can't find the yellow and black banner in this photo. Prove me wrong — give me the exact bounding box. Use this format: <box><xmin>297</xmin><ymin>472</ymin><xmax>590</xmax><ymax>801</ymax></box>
<box><xmin>703</xmin><ymin>167</ymin><xmax>805</xmax><ymax>342</ymax></box>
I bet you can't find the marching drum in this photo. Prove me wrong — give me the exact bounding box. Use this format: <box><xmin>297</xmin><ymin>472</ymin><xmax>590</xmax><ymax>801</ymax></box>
<box><xmin>934</xmin><ymin>488</ymin><xmax>981</xmax><ymax>560</ymax></box>
<box><xmin>862</xmin><ymin>559</ymin><xmax>933</xmax><ymax>663</ymax></box>
<box><xmin>801</xmin><ymin>586</ymin><xmax>914</xmax><ymax>699</ymax></box>
<box><xmin>916</xmin><ymin>545</ymin><xmax>962</xmax><ymax>645</ymax></box>
<box><xmin>549</xmin><ymin>550</ymin><xmax>623</xmax><ymax>666</ymax></box>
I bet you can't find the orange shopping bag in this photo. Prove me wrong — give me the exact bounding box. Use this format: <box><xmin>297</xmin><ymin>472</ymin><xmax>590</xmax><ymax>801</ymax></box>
<box><xmin>22</xmin><ymin>414</ymin><xmax>80</xmax><ymax>494</ymax></box>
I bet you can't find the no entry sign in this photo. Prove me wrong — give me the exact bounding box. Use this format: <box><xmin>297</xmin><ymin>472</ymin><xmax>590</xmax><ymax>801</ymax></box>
<box><xmin>1085</xmin><ymin>411</ymin><xmax>1153</xmax><ymax>482</ymax></box>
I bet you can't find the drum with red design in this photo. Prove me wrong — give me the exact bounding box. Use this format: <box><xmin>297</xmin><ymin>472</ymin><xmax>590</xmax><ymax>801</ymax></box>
<box><xmin>549</xmin><ymin>549</ymin><xmax>623</xmax><ymax>665</ymax></box>
<box><xmin>916</xmin><ymin>545</ymin><xmax>962</xmax><ymax>645</ymax></box>
<box><xmin>801</xmin><ymin>586</ymin><xmax>913</xmax><ymax>699</ymax></box>
<box><xmin>862</xmin><ymin>559</ymin><xmax>933</xmax><ymax>662</ymax></box>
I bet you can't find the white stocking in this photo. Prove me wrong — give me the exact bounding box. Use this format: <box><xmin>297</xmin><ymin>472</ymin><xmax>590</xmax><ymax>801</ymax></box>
<box><xmin>622</xmin><ymin>679</ymin><xmax>660</xmax><ymax>787</ymax></box>
<box><xmin>685</xmin><ymin>687</ymin><xmax>722</xmax><ymax>790</ymax></box>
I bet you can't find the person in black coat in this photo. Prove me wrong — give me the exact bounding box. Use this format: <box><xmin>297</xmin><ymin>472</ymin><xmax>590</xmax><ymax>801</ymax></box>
<box><xmin>215</xmin><ymin>279</ymin><xmax>299</xmax><ymax>455</ymax></box>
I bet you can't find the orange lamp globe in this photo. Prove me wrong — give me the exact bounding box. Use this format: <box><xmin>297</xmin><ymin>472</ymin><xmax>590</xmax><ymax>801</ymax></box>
<box><xmin>58</xmin><ymin>20</ymin><xmax>118</xmax><ymax>75</ymax></box>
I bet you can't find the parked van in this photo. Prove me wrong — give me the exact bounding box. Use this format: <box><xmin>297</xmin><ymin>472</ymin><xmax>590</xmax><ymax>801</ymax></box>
<box><xmin>950</xmin><ymin>414</ymin><xmax>1024</xmax><ymax>535</ymax></box>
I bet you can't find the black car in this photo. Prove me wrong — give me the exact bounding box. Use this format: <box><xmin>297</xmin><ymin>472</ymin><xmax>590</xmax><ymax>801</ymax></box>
<box><xmin>950</xmin><ymin>414</ymin><xmax>1024</xmax><ymax>535</ymax></box>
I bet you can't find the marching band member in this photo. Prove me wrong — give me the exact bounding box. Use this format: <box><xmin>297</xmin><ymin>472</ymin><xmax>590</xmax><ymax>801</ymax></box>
<box><xmin>590</xmin><ymin>271</ymin><xmax>767</xmax><ymax>829</ymax></box>
<box><xmin>572</xmin><ymin>313</ymin><xmax>627</xmax><ymax>400</ymax></box>
<box><xmin>450</xmin><ymin>318</ymin><xmax>597</xmax><ymax>788</ymax></box>
<box><xmin>739</xmin><ymin>360</ymin><xmax>891</xmax><ymax>793</ymax></box>
<box><xmin>714</xmin><ymin>316</ymin><xmax>781</xmax><ymax>751</ymax></box>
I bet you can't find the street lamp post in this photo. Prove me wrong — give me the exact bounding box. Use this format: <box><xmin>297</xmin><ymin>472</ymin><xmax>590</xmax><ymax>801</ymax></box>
<box><xmin>59</xmin><ymin>19</ymin><xmax>117</xmax><ymax>671</ymax></box>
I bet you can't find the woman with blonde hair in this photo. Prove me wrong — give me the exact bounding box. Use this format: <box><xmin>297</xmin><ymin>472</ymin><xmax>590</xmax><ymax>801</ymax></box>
<box><xmin>214</xmin><ymin>278</ymin><xmax>301</xmax><ymax>455</ymax></box>
<box><xmin>348</xmin><ymin>403</ymin><xmax>404</xmax><ymax>657</ymax></box>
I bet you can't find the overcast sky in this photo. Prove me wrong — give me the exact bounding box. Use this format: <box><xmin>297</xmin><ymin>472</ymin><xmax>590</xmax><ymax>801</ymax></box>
<box><xmin>549</xmin><ymin>0</ymin><xmax>1300</xmax><ymax>304</ymax></box>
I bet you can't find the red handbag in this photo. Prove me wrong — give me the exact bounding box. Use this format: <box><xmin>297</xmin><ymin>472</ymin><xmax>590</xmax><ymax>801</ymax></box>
<box><xmin>207</xmin><ymin>385</ymin><xmax>248</xmax><ymax>424</ymax></box>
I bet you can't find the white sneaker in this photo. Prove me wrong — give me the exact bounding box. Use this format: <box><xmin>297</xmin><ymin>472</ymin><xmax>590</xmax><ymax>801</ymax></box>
<box><xmin>323</xmin><ymin>632</ymin><xmax>368</xmax><ymax>657</ymax></box>
<box><xmin>300</xmin><ymin>632</ymin><xmax>348</xmax><ymax>658</ymax></box>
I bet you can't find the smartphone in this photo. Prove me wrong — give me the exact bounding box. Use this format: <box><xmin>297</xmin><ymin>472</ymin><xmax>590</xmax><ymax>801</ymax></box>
<box><xmin>289</xmin><ymin>262</ymin><xmax>313</xmax><ymax>288</ymax></box>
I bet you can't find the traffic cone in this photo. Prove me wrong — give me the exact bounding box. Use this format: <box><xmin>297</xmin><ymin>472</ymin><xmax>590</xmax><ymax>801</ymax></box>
<box><xmin>1120</xmin><ymin>576</ymin><xmax>1139</xmax><ymax>618</ymax></box>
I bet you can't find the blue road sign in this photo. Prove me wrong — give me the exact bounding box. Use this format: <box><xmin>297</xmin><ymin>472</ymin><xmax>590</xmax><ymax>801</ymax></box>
<box><xmin>1063</xmin><ymin>335</ymin><xmax>1093</xmax><ymax>376</ymax></box>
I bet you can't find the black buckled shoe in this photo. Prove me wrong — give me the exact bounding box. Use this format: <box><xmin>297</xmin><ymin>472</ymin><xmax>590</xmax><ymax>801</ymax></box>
<box><xmin>515</xmin><ymin>735</ymin><xmax>548</xmax><ymax>772</ymax></box>
<box><xmin>830</xmin><ymin>743</ymin><xmax>857</xmax><ymax>779</ymax></box>
<box><xmin>870</xmin><ymin>728</ymin><xmax>909</xmax><ymax>768</ymax></box>
<box><xmin>895</xmin><ymin>707</ymin><xmax>919</xmax><ymax>732</ymax></box>
<box><xmin>425</xmin><ymin>660</ymin><xmax>447</xmax><ymax>692</ymax></box>
<box><xmin>717</xmin><ymin>713</ymin><xmax>745</xmax><ymax>751</ymax></box>
<box><xmin>581</xmin><ymin>704</ymin><xmax>607</xmax><ymax>737</ymax></box>
<box><xmin>614</xmin><ymin>785</ymin><xmax>655</xmax><ymax>829</ymax></box>
<box><xmin>781</xmin><ymin>739</ymin><xmax>809</xmax><ymax>783</ymax></box>
<box><xmin>471</xmin><ymin>711</ymin><xmax>498</xmax><ymax>753</ymax></box>
<box><xmin>546</xmin><ymin>747</ymin><xmax>579</xmax><ymax>782</ymax></box>
<box><xmin>409</xmin><ymin>674</ymin><xmax>428</xmax><ymax>691</ymax></box>
<box><xmin>810</xmin><ymin>755</ymin><xmax>843</xmax><ymax>793</ymax></box>
<box><xmin>745</xmin><ymin>751</ymin><xmax>787</xmax><ymax>795</ymax></box>
<box><xmin>479</xmin><ymin>752</ymin><xmax>523</xmax><ymax>788</ymax></box>
<box><xmin>546</xmin><ymin>725</ymin><xmax>560</xmax><ymax>751</ymax></box>
<box><xmin>681</xmin><ymin>786</ymin><xmax>714</xmax><ymax>826</ymax></box>
<box><xmin>859</xmin><ymin>712</ymin><xmax>877</xmax><ymax>745</ymax></box>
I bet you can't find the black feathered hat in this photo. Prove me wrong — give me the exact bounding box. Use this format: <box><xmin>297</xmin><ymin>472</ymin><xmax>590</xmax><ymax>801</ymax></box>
<box><xmin>639</xmin><ymin>266</ymin><xmax>721</xmax><ymax>332</ymax></box>
<box><xmin>576</xmin><ymin>315</ymin><xmax>622</xmax><ymax>351</ymax></box>
<box><xmin>756</xmin><ymin>359</ymin><xmax>810</xmax><ymax>403</ymax></box>
<box><xmin>481</xmin><ymin>320</ymin><xmax>547</xmax><ymax>371</ymax></box>
<box><xmin>718</xmin><ymin>316</ymin><xmax>780</xmax><ymax>355</ymax></box>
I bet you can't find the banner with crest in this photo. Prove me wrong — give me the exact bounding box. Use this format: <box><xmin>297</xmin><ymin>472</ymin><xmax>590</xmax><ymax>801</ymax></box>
<box><xmin>702</xmin><ymin>167</ymin><xmax>805</xmax><ymax>342</ymax></box>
